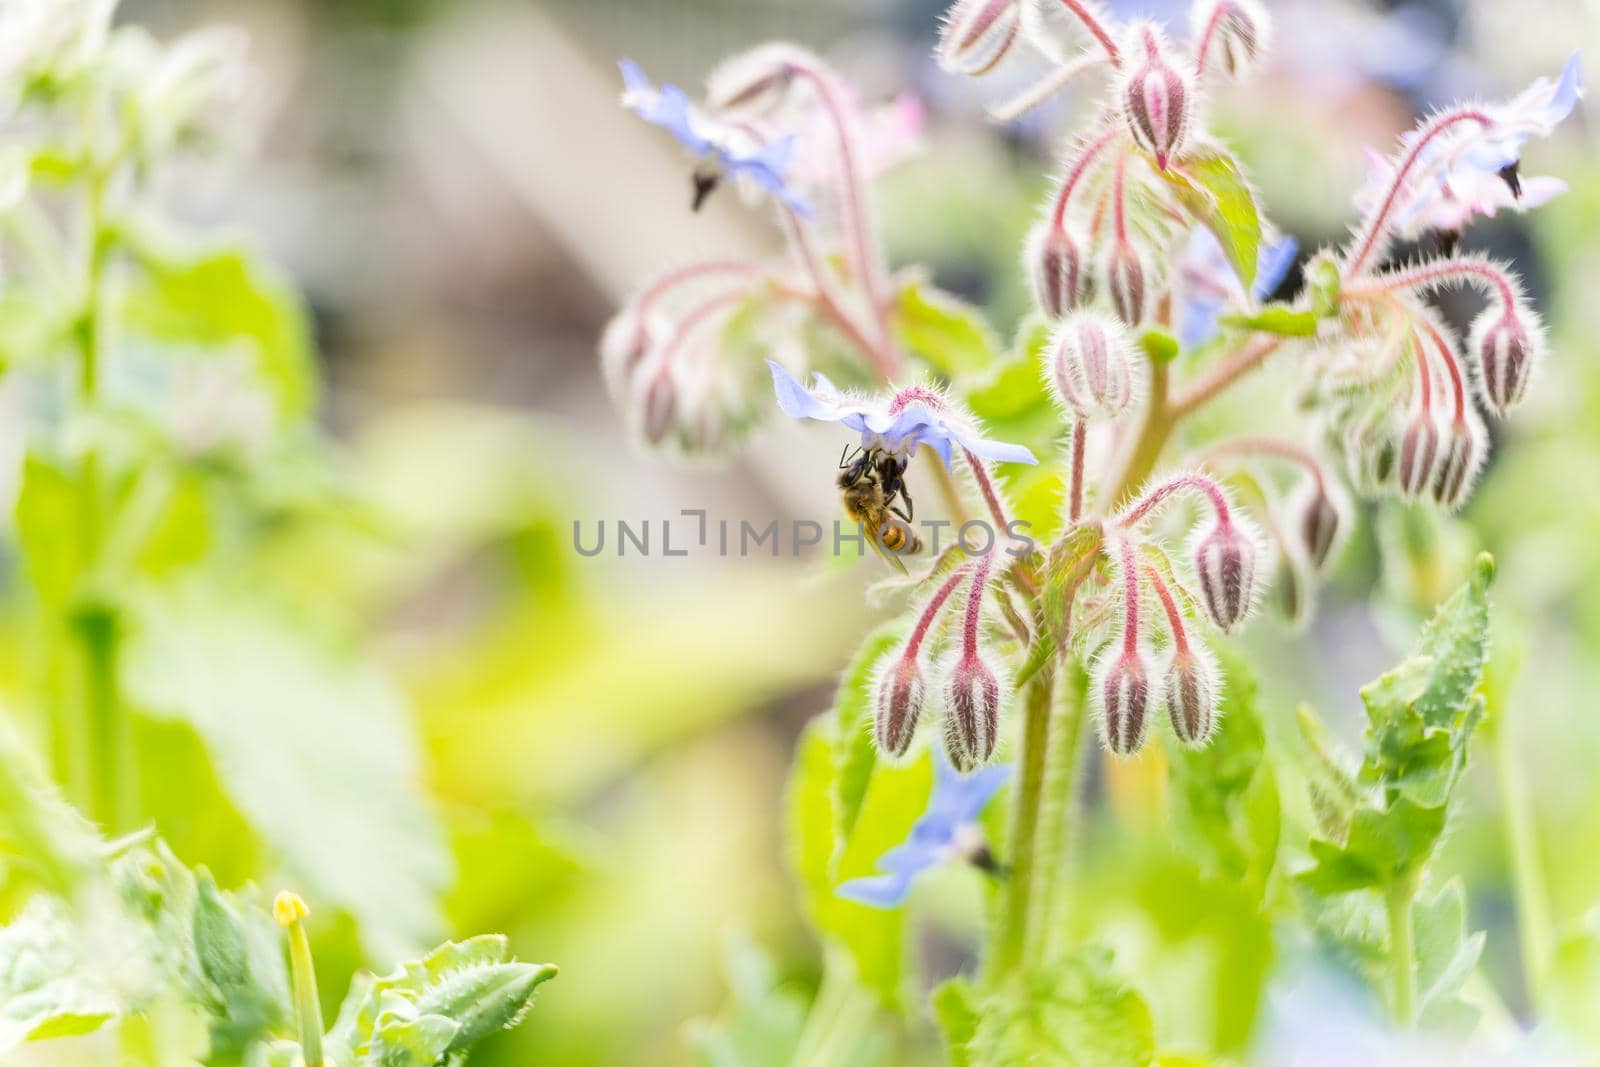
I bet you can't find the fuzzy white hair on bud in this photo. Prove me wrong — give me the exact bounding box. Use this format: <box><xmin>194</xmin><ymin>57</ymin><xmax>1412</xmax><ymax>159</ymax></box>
<box><xmin>1469</xmin><ymin>301</ymin><xmax>1547</xmax><ymax>416</ymax></box>
<box><xmin>1395</xmin><ymin>407</ymin><xmax>1442</xmax><ymax>500</ymax></box>
<box><xmin>1188</xmin><ymin>511</ymin><xmax>1264</xmax><ymax>633</ymax></box>
<box><xmin>938</xmin><ymin>0</ymin><xmax>1022</xmax><ymax>77</ymax></box>
<box><xmin>1165</xmin><ymin>641</ymin><xmax>1222</xmax><ymax>746</ymax></box>
<box><xmin>872</xmin><ymin>649</ymin><xmax>928</xmax><ymax>761</ymax></box>
<box><xmin>1431</xmin><ymin>409</ymin><xmax>1488</xmax><ymax>512</ymax></box>
<box><xmin>1045</xmin><ymin>310</ymin><xmax>1142</xmax><ymax>420</ymax></box>
<box><xmin>1287</xmin><ymin>476</ymin><xmax>1350</xmax><ymax>572</ymax></box>
<box><xmin>1093</xmin><ymin>643</ymin><xmax>1153</xmax><ymax>757</ymax></box>
<box><xmin>1118</xmin><ymin>21</ymin><xmax>1195</xmax><ymax>171</ymax></box>
<box><xmin>601</xmin><ymin>306</ymin><xmax>669</xmax><ymax>401</ymax></box>
<box><xmin>1190</xmin><ymin>0</ymin><xmax>1270</xmax><ymax>81</ymax></box>
<box><xmin>1104</xmin><ymin>240</ymin><xmax>1149</xmax><ymax>326</ymax></box>
<box><xmin>939</xmin><ymin>649</ymin><xmax>1009</xmax><ymax>771</ymax></box>
<box><xmin>1024</xmin><ymin>219</ymin><xmax>1089</xmax><ymax>319</ymax></box>
<box><xmin>705</xmin><ymin>43</ymin><xmax>804</xmax><ymax>115</ymax></box>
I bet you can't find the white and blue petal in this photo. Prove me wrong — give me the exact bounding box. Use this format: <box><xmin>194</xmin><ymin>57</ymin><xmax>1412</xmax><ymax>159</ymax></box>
<box><xmin>767</xmin><ymin>361</ymin><xmax>1037</xmax><ymax>470</ymax></box>
<box><xmin>835</xmin><ymin>759</ymin><xmax>1011</xmax><ymax>910</ymax></box>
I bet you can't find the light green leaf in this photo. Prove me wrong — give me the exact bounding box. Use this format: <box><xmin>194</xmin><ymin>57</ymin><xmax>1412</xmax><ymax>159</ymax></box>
<box><xmin>891</xmin><ymin>278</ymin><xmax>1002</xmax><ymax>379</ymax></box>
<box><xmin>122</xmin><ymin>575</ymin><xmax>451</xmax><ymax>960</ymax></box>
<box><xmin>685</xmin><ymin>935</ymin><xmax>806</xmax><ymax>1067</ymax></box>
<box><xmin>123</xmin><ymin>241</ymin><xmax>318</xmax><ymax>420</ymax></box>
<box><xmin>1412</xmin><ymin>879</ymin><xmax>1484</xmax><ymax>1030</ymax></box>
<box><xmin>970</xmin><ymin>949</ymin><xmax>1155</xmax><ymax>1067</ymax></box>
<box><xmin>1220</xmin><ymin>306</ymin><xmax>1319</xmax><ymax>337</ymax></box>
<box><xmin>1161</xmin><ymin>147</ymin><xmax>1261</xmax><ymax>285</ymax></box>
<box><xmin>932</xmin><ymin>977</ymin><xmax>980</xmax><ymax>1067</ymax></box>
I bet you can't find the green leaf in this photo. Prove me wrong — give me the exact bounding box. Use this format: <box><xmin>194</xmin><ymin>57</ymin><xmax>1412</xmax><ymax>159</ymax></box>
<box><xmin>325</xmin><ymin>934</ymin><xmax>556</xmax><ymax>1065</ymax></box>
<box><xmin>685</xmin><ymin>935</ymin><xmax>806</xmax><ymax>1067</ymax></box>
<box><xmin>1220</xmin><ymin>306</ymin><xmax>1319</xmax><ymax>337</ymax></box>
<box><xmin>123</xmin><ymin>241</ymin><xmax>318</xmax><ymax>420</ymax></box>
<box><xmin>122</xmin><ymin>575</ymin><xmax>451</xmax><ymax>960</ymax></box>
<box><xmin>1161</xmin><ymin>147</ymin><xmax>1261</xmax><ymax>285</ymax></box>
<box><xmin>193</xmin><ymin>870</ymin><xmax>290</xmax><ymax>1056</ymax></box>
<box><xmin>932</xmin><ymin>977</ymin><xmax>981</xmax><ymax>1067</ymax></box>
<box><xmin>1412</xmin><ymin>879</ymin><xmax>1484</xmax><ymax>1030</ymax></box>
<box><xmin>891</xmin><ymin>278</ymin><xmax>1002</xmax><ymax>378</ymax></box>
<box><xmin>1299</xmin><ymin>556</ymin><xmax>1494</xmax><ymax>895</ymax></box>
<box><xmin>1163</xmin><ymin>651</ymin><xmax>1279</xmax><ymax>899</ymax></box>
<box><xmin>970</xmin><ymin>949</ymin><xmax>1155</xmax><ymax>1067</ymax></box>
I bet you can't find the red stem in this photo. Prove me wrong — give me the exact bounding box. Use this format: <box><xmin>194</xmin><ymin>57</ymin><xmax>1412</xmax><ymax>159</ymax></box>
<box><xmin>657</xmin><ymin>289</ymin><xmax>751</xmax><ymax>368</ymax></box>
<box><xmin>1416</xmin><ymin>315</ymin><xmax>1468</xmax><ymax>424</ymax></box>
<box><xmin>1201</xmin><ymin>436</ymin><xmax>1326</xmax><ymax>493</ymax></box>
<box><xmin>962</xmin><ymin>552</ymin><xmax>995</xmax><ymax>657</ymax></box>
<box><xmin>1192</xmin><ymin>1</ymin><xmax>1231</xmax><ymax>75</ymax></box>
<box><xmin>1111</xmin><ymin>151</ymin><xmax>1130</xmax><ymax>243</ymax></box>
<box><xmin>963</xmin><ymin>448</ymin><xmax>1013</xmax><ymax>533</ymax></box>
<box><xmin>1055</xmin><ymin>0</ymin><xmax>1122</xmax><ymax>65</ymax></box>
<box><xmin>1118</xmin><ymin>535</ymin><xmax>1141</xmax><ymax>654</ymax></box>
<box><xmin>1353</xmin><ymin>257</ymin><xmax>1519</xmax><ymax>310</ymax></box>
<box><xmin>1068</xmin><ymin>421</ymin><xmax>1088</xmax><ymax>521</ymax></box>
<box><xmin>1049</xmin><ymin>124</ymin><xmax>1123</xmax><ymax>230</ymax></box>
<box><xmin>1344</xmin><ymin>108</ymin><xmax>1495</xmax><ymax>278</ymax></box>
<box><xmin>1116</xmin><ymin>472</ymin><xmax>1232</xmax><ymax>528</ymax></box>
<box><xmin>1141</xmin><ymin>562</ymin><xmax>1189</xmax><ymax>656</ymax></box>
<box><xmin>906</xmin><ymin>565</ymin><xmax>973</xmax><ymax>658</ymax></box>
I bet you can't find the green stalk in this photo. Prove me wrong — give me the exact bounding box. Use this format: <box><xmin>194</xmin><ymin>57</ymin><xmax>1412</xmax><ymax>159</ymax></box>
<box><xmin>1026</xmin><ymin>670</ymin><xmax>1089</xmax><ymax>968</ymax></box>
<box><xmin>990</xmin><ymin>670</ymin><xmax>1055</xmax><ymax>980</ymax></box>
<box><xmin>1385</xmin><ymin>874</ymin><xmax>1419</xmax><ymax>1027</ymax></box>
<box><xmin>1493</xmin><ymin>715</ymin><xmax>1552</xmax><ymax>1006</ymax></box>
<box><xmin>793</xmin><ymin>952</ymin><xmax>872</xmax><ymax>1067</ymax></box>
<box><xmin>276</xmin><ymin>893</ymin><xmax>326</xmax><ymax>1066</ymax></box>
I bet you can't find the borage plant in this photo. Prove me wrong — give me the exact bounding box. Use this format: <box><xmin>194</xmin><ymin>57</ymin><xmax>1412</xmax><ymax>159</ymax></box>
<box><xmin>603</xmin><ymin>1</ymin><xmax>1582</xmax><ymax>1063</ymax></box>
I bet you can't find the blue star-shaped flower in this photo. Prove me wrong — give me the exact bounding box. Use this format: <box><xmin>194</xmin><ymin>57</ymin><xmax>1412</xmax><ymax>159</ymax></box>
<box><xmin>837</xmin><ymin>758</ymin><xmax>1012</xmax><ymax>908</ymax></box>
<box><xmin>1176</xmin><ymin>230</ymin><xmax>1299</xmax><ymax>351</ymax></box>
<box><xmin>619</xmin><ymin>59</ymin><xmax>812</xmax><ymax>217</ymax></box>
<box><xmin>766</xmin><ymin>361</ymin><xmax>1037</xmax><ymax>470</ymax></box>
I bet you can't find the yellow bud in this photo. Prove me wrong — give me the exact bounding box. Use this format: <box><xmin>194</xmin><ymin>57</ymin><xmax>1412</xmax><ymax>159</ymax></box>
<box><xmin>273</xmin><ymin>891</ymin><xmax>309</xmax><ymax>926</ymax></box>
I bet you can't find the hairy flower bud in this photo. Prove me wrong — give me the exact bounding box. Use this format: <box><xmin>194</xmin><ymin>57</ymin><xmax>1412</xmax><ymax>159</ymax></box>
<box><xmin>1165</xmin><ymin>644</ymin><xmax>1220</xmax><ymax>746</ymax></box>
<box><xmin>1119</xmin><ymin>23</ymin><xmax>1193</xmax><ymax>171</ymax></box>
<box><xmin>705</xmin><ymin>44</ymin><xmax>799</xmax><ymax>115</ymax></box>
<box><xmin>1104</xmin><ymin>240</ymin><xmax>1148</xmax><ymax>325</ymax></box>
<box><xmin>600</xmin><ymin>306</ymin><xmax>668</xmax><ymax>399</ymax></box>
<box><xmin>1470</xmin><ymin>303</ymin><xmax>1545</xmax><ymax>415</ymax></box>
<box><xmin>1026</xmin><ymin>220</ymin><xmax>1087</xmax><ymax>318</ymax></box>
<box><xmin>1191</xmin><ymin>516</ymin><xmax>1260</xmax><ymax>632</ymax></box>
<box><xmin>1047</xmin><ymin>311</ymin><xmax>1138</xmax><ymax>419</ymax></box>
<box><xmin>1291</xmin><ymin>477</ymin><xmax>1345</xmax><ymax>571</ymax></box>
<box><xmin>1191</xmin><ymin>0</ymin><xmax>1268</xmax><ymax>80</ymax></box>
<box><xmin>1396</xmin><ymin>408</ymin><xmax>1441</xmax><ymax>499</ymax></box>
<box><xmin>943</xmin><ymin>652</ymin><xmax>1004</xmax><ymax>772</ymax></box>
<box><xmin>875</xmin><ymin>654</ymin><xmax>926</xmax><ymax>759</ymax></box>
<box><xmin>635</xmin><ymin>362</ymin><xmax>678</xmax><ymax>447</ymax></box>
<box><xmin>1096</xmin><ymin>647</ymin><xmax>1151</xmax><ymax>756</ymax></box>
<box><xmin>1431</xmin><ymin>414</ymin><xmax>1486</xmax><ymax>511</ymax></box>
<box><xmin>937</xmin><ymin>0</ymin><xmax>1021</xmax><ymax>77</ymax></box>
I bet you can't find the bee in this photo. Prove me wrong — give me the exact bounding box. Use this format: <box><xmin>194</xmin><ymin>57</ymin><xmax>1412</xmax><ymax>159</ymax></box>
<box><xmin>838</xmin><ymin>445</ymin><xmax>922</xmax><ymax>572</ymax></box>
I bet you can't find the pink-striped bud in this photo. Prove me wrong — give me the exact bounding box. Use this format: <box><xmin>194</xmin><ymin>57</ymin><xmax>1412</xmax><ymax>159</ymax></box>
<box><xmin>1191</xmin><ymin>516</ymin><xmax>1260</xmax><ymax>632</ymax></box>
<box><xmin>1291</xmin><ymin>477</ymin><xmax>1345</xmax><ymax>571</ymax></box>
<box><xmin>1470</xmin><ymin>303</ymin><xmax>1545</xmax><ymax>416</ymax></box>
<box><xmin>600</xmin><ymin>306</ymin><xmax>667</xmax><ymax>399</ymax></box>
<box><xmin>937</xmin><ymin>0</ymin><xmax>1021</xmax><ymax>77</ymax></box>
<box><xmin>1431</xmin><ymin>415</ymin><xmax>1486</xmax><ymax>511</ymax></box>
<box><xmin>1165</xmin><ymin>644</ymin><xmax>1220</xmax><ymax>746</ymax></box>
<box><xmin>635</xmin><ymin>362</ymin><xmax>678</xmax><ymax>446</ymax></box>
<box><xmin>1342</xmin><ymin>406</ymin><xmax>1402</xmax><ymax>496</ymax></box>
<box><xmin>1047</xmin><ymin>311</ymin><xmax>1138</xmax><ymax>419</ymax></box>
<box><xmin>1191</xmin><ymin>0</ymin><xmax>1269</xmax><ymax>81</ymax></box>
<box><xmin>1396</xmin><ymin>408</ymin><xmax>1441</xmax><ymax>499</ymax></box>
<box><xmin>942</xmin><ymin>652</ymin><xmax>1004</xmax><ymax>772</ymax></box>
<box><xmin>1096</xmin><ymin>647</ymin><xmax>1152</xmax><ymax>756</ymax></box>
<box><xmin>1104</xmin><ymin>240</ymin><xmax>1148</xmax><ymax>325</ymax></box>
<box><xmin>1119</xmin><ymin>23</ymin><xmax>1193</xmax><ymax>171</ymax></box>
<box><xmin>1026</xmin><ymin>221</ymin><xmax>1088</xmax><ymax>319</ymax></box>
<box><xmin>706</xmin><ymin>44</ymin><xmax>798</xmax><ymax>115</ymax></box>
<box><xmin>875</xmin><ymin>653</ymin><xmax>926</xmax><ymax>759</ymax></box>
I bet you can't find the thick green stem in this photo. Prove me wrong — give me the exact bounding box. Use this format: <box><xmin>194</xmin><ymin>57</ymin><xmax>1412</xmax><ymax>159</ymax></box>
<box><xmin>276</xmin><ymin>894</ymin><xmax>326</xmax><ymax>1066</ymax></box>
<box><xmin>990</xmin><ymin>670</ymin><xmax>1055</xmax><ymax>980</ymax></box>
<box><xmin>1026</xmin><ymin>668</ymin><xmax>1089</xmax><ymax>968</ymax></box>
<box><xmin>1385</xmin><ymin>875</ymin><xmax>1419</xmax><ymax>1027</ymax></box>
<box><xmin>1493</xmin><ymin>716</ymin><xmax>1552</xmax><ymax>1006</ymax></box>
<box><xmin>1105</xmin><ymin>362</ymin><xmax>1172</xmax><ymax>508</ymax></box>
<box><xmin>793</xmin><ymin>952</ymin><xmax>873</xmax><ymax>1067</ymax></box>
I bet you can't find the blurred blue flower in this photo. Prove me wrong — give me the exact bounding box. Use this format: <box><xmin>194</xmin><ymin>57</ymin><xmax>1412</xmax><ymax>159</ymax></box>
<box><xmin>1176</xmin><ymin>230</ymin><xmax>1299</xmax><ymax>350</ymax></box>
<box><xmin>767</xmin><ymin>361</ymin><xmax>1037</xmax><ymax>469</ymax></box>
<box><xmin>619</xmin><ymin>59</ymin><xmax>811</xmax><ymax>216</ymax></box>
<box><xmin>1359</xmin><ymin>52</ymin><xmax>1583</xmax><ymax>238</ymax></box>
<box><xmin>836</xmin><ymin>758</ymin><xmax>1011</xmax><ymax>908</ymax></box>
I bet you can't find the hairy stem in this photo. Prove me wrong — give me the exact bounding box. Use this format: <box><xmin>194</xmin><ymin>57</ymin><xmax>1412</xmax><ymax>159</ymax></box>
<box><xmin>1027</xmin><ymin>650</ymin><xmax>1090</xmax><ymax>968</ymax></box>
<box><xmin>991</xmin><ymin>669</ymin><xmax>1055</xmax><ymax>979</ymax></box>
<box><xmin>1494</xmin><ymin>712</ymin><xmax>1552</xmax><ymax>1007</ymax></box>
<box><xmin>1386</xmin><ymin>874</ymin><xmax>1420</xmax><ymax>1027</ymax></box>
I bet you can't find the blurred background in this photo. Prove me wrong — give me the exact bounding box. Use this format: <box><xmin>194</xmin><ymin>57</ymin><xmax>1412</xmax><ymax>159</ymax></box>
<box><xmin>101</xmin><ymin>0</ymin><xmax>1599</xmax><ymax>1063</ymax></box>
